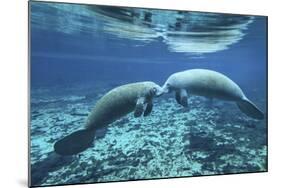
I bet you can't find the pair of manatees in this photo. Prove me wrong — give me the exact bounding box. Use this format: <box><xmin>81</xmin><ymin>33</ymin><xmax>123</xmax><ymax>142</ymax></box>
<box><xmin>54</xmin><ymin>69</ymin><xmax>264</xmax><ymax>156</ymax></box>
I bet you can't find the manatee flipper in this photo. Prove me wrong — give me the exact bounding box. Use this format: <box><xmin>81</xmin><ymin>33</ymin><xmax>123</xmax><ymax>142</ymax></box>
<box><xmin>237</xmin><ymin>98</ymin><xmax>264</xmax><ymax>120</ymax></box>
<box><xmin>134</xmin><ymin>97</ymin><xmax>145</xmax><ymax>117</ymax></box>
<box><xmin>175</xmin><ymin>89</ymin><xmax>188</xmax><ymax>107</ymax></box>
<box><xmin>143</xmin><ymin>101</ymin><xmax>153</xmax><ymax>116</ymax></box>
<box><xmin>175</xmin><ymin>90</ymin><xmax>181</xmax><ymax>104</ymax></box>
<box><xmin>54</xmin><ymin>129</ymin><xmax>95</xmax><ymax>156</ymax></box>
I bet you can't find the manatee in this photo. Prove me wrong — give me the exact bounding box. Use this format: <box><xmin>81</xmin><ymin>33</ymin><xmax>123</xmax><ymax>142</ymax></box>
<box><xmin>54</xmin><ymin>81</ymin><xmax>163</xmax><ymax>156</ymax></box>
<box><xmin>162</xmin><ymin>69</ymin><xmax>264</xmax><ymax>120</ymax></box>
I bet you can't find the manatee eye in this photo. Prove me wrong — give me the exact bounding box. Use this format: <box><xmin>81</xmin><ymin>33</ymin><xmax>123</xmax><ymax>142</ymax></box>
<box><xmin>148</xmin><ymin>87</ymin><xmax>157</xmax><ymax>97</ymax></box>
<box><xmin>163</xmin><ymin>83</ymin><xmax>171</xmax><ymax>93</ymax></box>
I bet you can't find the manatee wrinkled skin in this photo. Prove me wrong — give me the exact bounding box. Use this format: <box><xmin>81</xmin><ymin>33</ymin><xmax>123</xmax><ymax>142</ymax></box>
<box><xmin>162</xmin><ymin>69</ymin><xmax>264</xmax><ymax>120</ymax></box>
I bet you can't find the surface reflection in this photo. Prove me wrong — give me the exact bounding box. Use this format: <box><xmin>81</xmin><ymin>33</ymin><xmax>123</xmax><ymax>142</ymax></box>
<box><xmin>31</xmin><ymin>3</ymin><xmax>254</xmax><ymax>54</ymax></box>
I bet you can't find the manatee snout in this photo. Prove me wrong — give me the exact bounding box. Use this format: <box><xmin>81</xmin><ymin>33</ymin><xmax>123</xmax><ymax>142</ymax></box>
<box><xmin>153</xmin><ymin>84</ymin><xmax>165</xmax><ymax>97</ymax></box>
<box><xmin>161</xmin><ymin>82</ymin><xmax>172</xmax><ymax>94</ymax></box>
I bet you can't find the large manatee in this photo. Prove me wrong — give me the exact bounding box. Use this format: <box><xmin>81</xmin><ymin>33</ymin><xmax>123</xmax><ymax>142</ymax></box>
<box><xmin>54</xmin><ymin>81</ymin><xmax>163</xmax><ymax>156</ymax></box>
<box><xmin>162</xmin><ymin>69</ymin><xmax>264</xmax><ymax>120</ymax></box>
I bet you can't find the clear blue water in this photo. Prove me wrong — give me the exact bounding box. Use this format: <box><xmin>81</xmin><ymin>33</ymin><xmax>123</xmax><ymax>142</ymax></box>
<box><xmin>30</xmin><ymin>1</ymin><xmax>267</xmax><ymax>187</ymax></box>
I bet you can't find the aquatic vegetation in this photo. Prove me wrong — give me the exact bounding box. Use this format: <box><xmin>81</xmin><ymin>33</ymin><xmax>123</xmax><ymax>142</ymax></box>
<box><xmin>30</xmin><ymin>84</ymin><xmax>267</xmax><ymax>186</ymax></box>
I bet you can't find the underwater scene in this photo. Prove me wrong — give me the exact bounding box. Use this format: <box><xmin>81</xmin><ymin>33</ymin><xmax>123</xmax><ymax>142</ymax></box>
<box><xmin>29</xmin><ymin>1</ymin><xmax>268</xmax><ymax>187</ymax></box>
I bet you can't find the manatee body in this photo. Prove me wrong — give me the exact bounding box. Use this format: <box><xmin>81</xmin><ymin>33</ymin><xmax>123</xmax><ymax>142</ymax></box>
<box><xmin>162</xmin><ymin>69</ymin><xmax>264</xmax><ymax>120</ymax></box>
<box><xmin>54</xmin><ymin>81</ymin><xmax>163</xmax><ymax>156</ymax></box>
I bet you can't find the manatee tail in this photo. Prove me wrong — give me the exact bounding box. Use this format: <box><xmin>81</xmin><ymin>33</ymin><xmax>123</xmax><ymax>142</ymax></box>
<box><xmin>54</xmin><ymin>129</ymin><xmax>95</xmax><ymax>156</ymax></box>
<box><xmin>236</xmin><ymin>98</ymin><xmax>264</xmax><ymax>120</ymax></box>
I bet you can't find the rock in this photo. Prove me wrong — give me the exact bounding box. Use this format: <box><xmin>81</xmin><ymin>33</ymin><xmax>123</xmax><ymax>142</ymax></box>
<box><xmin>96</xmin><ymin>168</ymin><xmax>116</xmax><ymax>177</ymax></box>
<box><xmin>246</xmin><ymin>122</ymin><xmax>256</xmax><ymax>129</ymax></box>
<box><xmin>31</xmin><ymin>152</ymin><xmax>75</xmax><ymax>185</ymax></box>
<box><xmin>128</xmin><ymin>124</ymin><xmax>141</xmax><ymax>131</ymax></box>
<box><xmin>247</xmin><ymin>164</ymin><xmax>261</xmax><ymax>172</ymax></box>
<box><xmin>131</xmin><ymin>159</ymin><xmax>140</xmax><ymax>167</ymax></box>
<box><xmin>202</xmin><ymin>163</ymin><xmax>215</xmax><ymax>171</ymax></box>
<box><xmin>80</xmin><ymin>162</ymin><xmax>88</xmax><ymax>169</ymax></box>
<box><xmin>189</xmin><ymin>135</ymin><xmax>215</xmax><ymax>151</ymax></box>
<box><xmin>222</xmin><ymin>163</ymin><xmax>237</xmax><ymax>173</ymax></box>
